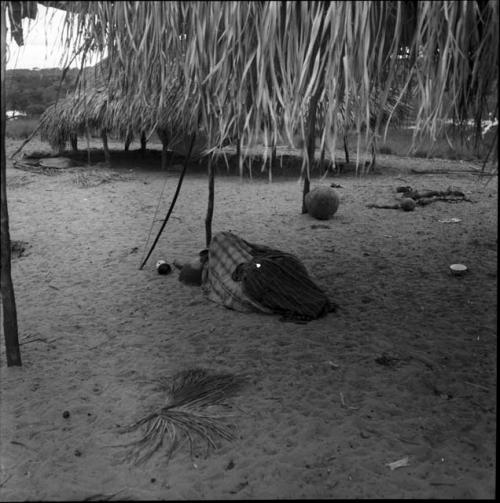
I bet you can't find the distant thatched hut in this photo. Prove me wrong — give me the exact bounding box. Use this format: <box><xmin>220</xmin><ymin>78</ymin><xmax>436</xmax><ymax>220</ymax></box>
<box><xmin>37</xmin><ymin>71</ymin><xmax>206</xmax><ymax>167</ymax></box>
<box><xmin>38</xmin><ymin>86</ymin><xmax>150</xmax><ymax>162</ymax></box>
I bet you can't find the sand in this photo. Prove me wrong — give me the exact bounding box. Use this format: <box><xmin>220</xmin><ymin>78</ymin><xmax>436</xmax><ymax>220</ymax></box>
<box><xmin>0</xmin><ymin>138</ymin><xmax>497</xmax><ymax>500</ymax></box>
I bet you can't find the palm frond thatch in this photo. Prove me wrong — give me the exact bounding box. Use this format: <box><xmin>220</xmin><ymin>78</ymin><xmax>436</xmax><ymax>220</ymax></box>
<box><xmin>27</xmin><ymin>1</ymin><xmax>498</xmax><ymax>170</ymax></box>
<box><xmin>52</xmin><ymin>2</ymin><xmax>495</xmax><ymax>163</ymax></box>
<box><xmin>120</xmin><ymin>368</ymin><xmax>247</xmax><ymax>465</ymax></box>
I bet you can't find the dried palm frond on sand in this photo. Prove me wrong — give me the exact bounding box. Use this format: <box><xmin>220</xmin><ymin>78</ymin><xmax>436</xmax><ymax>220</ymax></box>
<box><xmin>120</xmin><ymin>369</ymin><xmax>247</xmax><ymax>465</ymax></box>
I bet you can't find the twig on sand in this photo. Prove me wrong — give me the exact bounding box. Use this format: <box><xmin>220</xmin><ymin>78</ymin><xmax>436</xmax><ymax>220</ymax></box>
<box><xmin>0</xmin><ymin>474</ymin><xmax>13</xmax><ymax>488</ymax></box>
<box><xmin>19</xmin><ymin>337</ymin><xmax>47</xmax><ymax>345</ymax></box>
<box><xmin>409</xmin><ymin>353</ymin><xmax>438</xmax><ymax>370</ymax></box>
<box><xmin>340</xmin><ymin>392</ymin><xmax>346</xmax><ymax>407</ymax></box>
<box><xmin>339</xmin><ymin>392</ymin><xmax>359</xmax><ymax>410</ymax></box>
<box><xmin>464</xmin><ymin>381</ymin><xmax>490</xmax><ymax>391</ymax></box>
<box><xmin>83</xmin><ymin>489</ymin><xmax>127</xmax><ymax>501</ymax></box>
<box><xmin>10</xmin><ymin>440</ymin><xmax>32</xmax><ymax>449</ymax></box>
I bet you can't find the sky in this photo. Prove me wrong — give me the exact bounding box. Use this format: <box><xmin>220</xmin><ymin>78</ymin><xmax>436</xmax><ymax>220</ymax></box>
<box><xmin>6</xmin><ymin>4</ymin><xmax>101</xmax><ymax>70</ymax></box>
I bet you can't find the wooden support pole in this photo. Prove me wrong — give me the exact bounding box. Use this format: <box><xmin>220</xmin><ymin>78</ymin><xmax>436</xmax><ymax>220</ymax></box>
<box><xmin>157</xmin><ymin>128</ymin><xmax>169</xmax><ymax>170</ymax></box>
<box><xmin>343</xmin><ymin>135</ymin><xmax>350</xmax><ymax>164</ymax></box>
<box><xmin>302</xmin><ymin>92</ymin><xmax>319</xmax><ymax>214</ymax></box>
<box><xmin>139</xmin><ymin>133</ymin><xmax>196</xmax><ymax>270</ymax></box>
<box><xmin>319</xmin><ymin>143</ymin><xmax>326</xmax><ymax>174</ymax></box>
<box><xmin>205</xmin><ymin>154</ymin><xmax>215</xmax><ymax>248</ymax></box>
<box><xmin>101</xmin><ymin>129</ymin><xmax>110</xmax><ymax>165</ymax></box>
<box><xmin>236</xmin><ymin>135</ymin><xmax>242</xmax><ymax>176</ymax></box>
<box><xmin>70</xmin><ymin>133</ymin><xmax>78</xmax><ymax>152</ymax></box>
<box><xmin>1</xmin><ymin>7</ymin><xmax>22</xmax><ymax>366</ymax></box>
<box><xmin>85</xmin><ymin>126</ymin><xmax>91</xmax><ymax>166</ymax></box>
<box><xmin>124</xmin><ymin>132</ymin><xmax>132</xmax><ymax>152</ymax></box>
<box><xmin>269</xmin><ymin>136</ymin><xmax>276</xmax><ymax>182</ymax></box>
<box><xmin>140</xmin><ymin>131</ymin><xmax>147</xmax><ymax>157</ymax></box>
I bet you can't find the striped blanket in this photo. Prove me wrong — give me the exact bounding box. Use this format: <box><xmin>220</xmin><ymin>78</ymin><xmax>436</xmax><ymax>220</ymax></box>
<box><xmin>201</xmin><ymin>231</ymin><xmax>333</xmax><ymax>320</ymax></box>
<box><xmin>201</xmin><ymin>232</ymin><xmax>273</xmax><ymax>313</ymax></box>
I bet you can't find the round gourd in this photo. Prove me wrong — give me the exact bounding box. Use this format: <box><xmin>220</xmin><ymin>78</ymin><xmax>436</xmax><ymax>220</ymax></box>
<box><xmin>400</xmin><ymin>198</ymin><xmax>416</xmax><ymax>211</ymax></box>
<box><xmin>305</xmin><ymin>186</ymin><xmax>340</xmax><ymax>220</ymax></box>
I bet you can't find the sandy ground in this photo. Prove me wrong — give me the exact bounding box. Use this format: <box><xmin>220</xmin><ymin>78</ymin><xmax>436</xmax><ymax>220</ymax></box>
<box><xmin>0</xmin><ymin>138</ymin><xmax>497</xmax><ymax>500</ymax></box>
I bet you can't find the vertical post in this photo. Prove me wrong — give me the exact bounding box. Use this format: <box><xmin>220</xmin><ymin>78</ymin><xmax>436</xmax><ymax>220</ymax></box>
<box><xmin>236</xmin><ymin>134</ymin><xmax>242</xmax><ymax>176</ymax></box>
<box><xmin>302</xmin><ymin>92</ymin><xmax>319</xmax><ymax>213</ymax></box>
<box><xmin>343</xmin><ymin>135</ymin><xmax>350</xmax><ymax>164</ymax></box>
<box><xmin>124</xmin><ymin>132</ymin><xmax>132</xmax><ymax>151</ymax></box>
<box><xmin>301</xmin><ymin>3</ymin><xmax>328</xmax><ymax>213</ymax></box>
<box><xmin>140</xmin><ymin>131</ymin><xmax>147</xmax><ymax>157</ymax></box>
<box><xmin>319</xmin><ymin>143</ymin><xmax>326</xmax><ymax>174</ymax></box>
<box><xmin>205</xmin><ymin>154</ymin><xmax>215</xmax><ymax>248</ymax></box>
<box><xmin>85</xmin><ymin>126</ymin><xmax>91</xmax><ymax>166</ymax></box>
<box><xmin>157</xmin><ymin>128</ymin><xmax>169</xmax><ymax>170</ymax></box>
<box><xmin>139</xmin><ymin>133</ymin><xmax>196</xmax><ymax>270</ymax></box>
<box><xmin>1</xmin><ymin>4</ymin><xmax>22</xmax><ymax>366</ymax></box>
<box><xmin>101</xmin><ymin>129</ymin><xmax>110</xmax><ymax>165</ymax></box>
<box><xmin>270</xmin><ymin>135</ymin><xmax>276</xmax><ymax>182</ymax></box>
<box><xmin>365</xmin><ymin>139</ymin><xmax>376</xmax><ymax>174</ymax></box>
<box><xmin>70</xmin><ymin>133</ymin><xmax>78</xmax><ymax>152</ymax></box>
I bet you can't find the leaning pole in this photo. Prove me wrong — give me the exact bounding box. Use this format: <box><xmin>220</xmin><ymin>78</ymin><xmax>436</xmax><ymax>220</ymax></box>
<box><xmin>1</xmin><ymin>1</ymin><xmax>22</xmax><ymax>366</ymax></box>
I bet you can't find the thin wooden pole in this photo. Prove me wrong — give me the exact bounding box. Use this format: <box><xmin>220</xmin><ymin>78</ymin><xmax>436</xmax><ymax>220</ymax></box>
<box><xmin>319</xmin><ymin>143</ymin><xmax>326</xmax><ymax>174</ymax></box>
<box><xmin>301</xmin><ymin>4</ymin><xmax>328</xmax><ymax>213</ymax></box>
<box><xmin>343</xmin><ymin>135</ymin><xmax>350</xmax><ymax>164</ymax></box>
<box><xmin>85</xmin><ymin>126</ymin><xmax>91</xmax><ymax>166</ymax></box>
<box><xmin>139</xmin><ymin>133</ymin><xmax>196</xmax><ymax>270</ymax></box>
<box><xmin>157</xmin><ymin>128</ymin><xmax>169</xmax><ymax>170</ymax></box>
<box><xmin>70</xmin><ymin>133</ymin><xmax>78</xmax><ymax>152</ymax></box>
<box><xmin>101</xmin><ymin>129</ymin><xmax>110</xmax><ymax>165</ymax></box>
<box><xmin>302</xmin><ymin>91</ymin><xmax>319</xmax><ymax>213</ymax></box>
<box><xmin>236</xmin><ymin>134</ymin><xmax>242</xmax><ymax>176</ymax></box>
<box><xmin>124</xmin><ymin>132</ymin><xmax>132</xmax><ymax>152</ymax></box>
<box><xmin>1</xmin><ymin>4</ymin><xmax>22</xmax><ymax>366</ymax></box>
<box><xmin>205</xmin><ymin>154</ymin><xmax>215</xmax><ymax>247</ymax></box>
<box><xmin>270</xmin><ymin>135</ymin><xmax>276</xmax><ymax>182</ymax></box>
<box><xmin>140</xmin><ymin>131</ymin><xmax>147</xmax><ymax>157</ymax></box>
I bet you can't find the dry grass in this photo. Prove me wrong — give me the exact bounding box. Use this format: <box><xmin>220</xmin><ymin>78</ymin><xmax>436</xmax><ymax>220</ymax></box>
<box><xmin>72</xmin><ymin>168</ymin><xmax>130</xmax><ymax>188</ymax></box>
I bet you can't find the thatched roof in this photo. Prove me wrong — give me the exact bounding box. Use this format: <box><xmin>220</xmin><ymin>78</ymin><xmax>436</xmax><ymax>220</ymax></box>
<box><xmin>26</xmin><ymin>1</ymin><xmax>499</xmax><ymax>164</ymax></box>
<box><xmin>38</xmin><ymin>71</ymin><xmax>196</xmax><ymax>152</ymax></box>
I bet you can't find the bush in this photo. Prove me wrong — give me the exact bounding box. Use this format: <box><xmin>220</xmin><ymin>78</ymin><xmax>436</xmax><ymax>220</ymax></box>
<box><xmin>379</xmin><ymin>144</ymin><xmax>393</xmax><ymax>155</ymax></box>
<box><xmin>412</xmin><ymin>148</ymin><xmax>430</xmax><ymax>158</ymax></box>
<box><xmin>5</xmin><ymin>118</ymin><xmax>39</xmax><ymax>139</ymax></box>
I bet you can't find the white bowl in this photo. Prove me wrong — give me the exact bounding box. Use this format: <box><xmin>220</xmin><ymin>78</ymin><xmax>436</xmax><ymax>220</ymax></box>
<box><xmin>450</xmin><ymin>264</ymin><xmax>468</xmax><ymax>276</ymax></box>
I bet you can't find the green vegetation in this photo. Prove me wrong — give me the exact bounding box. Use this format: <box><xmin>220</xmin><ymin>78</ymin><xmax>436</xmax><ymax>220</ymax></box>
<box><xmin>5</xmin><ymin>117</ymin><xmax>38</xmax><ymax>139</ymax></box>
<box><xmin>5</xmin><ymin>68</ymin><xmax>79</xmax><ymax>117</ymax></box>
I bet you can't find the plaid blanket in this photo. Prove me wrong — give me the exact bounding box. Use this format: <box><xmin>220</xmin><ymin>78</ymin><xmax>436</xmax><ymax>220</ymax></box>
<box><xmin>201</xmin><ymin>232</ymin><xmax>273</xmax><ymax>313</ymax></box>
<box><xmin>202</xmin><ymin>232</ymin><xmax>333</xmax><ymax>320</ymax></box>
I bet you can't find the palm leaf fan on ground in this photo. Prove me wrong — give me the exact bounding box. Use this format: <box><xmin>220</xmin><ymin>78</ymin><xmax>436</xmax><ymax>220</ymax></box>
<box><xmin>120</xmin><ymin>368</ymin><xmax>247</xmax><ymax>465</ymax></box>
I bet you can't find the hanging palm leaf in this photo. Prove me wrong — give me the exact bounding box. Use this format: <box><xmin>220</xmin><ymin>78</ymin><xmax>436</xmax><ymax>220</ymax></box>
<box><xmin>37</xmin><ymin>1</ymin><xmax>496</xmax><ymax>172</ymax></box>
